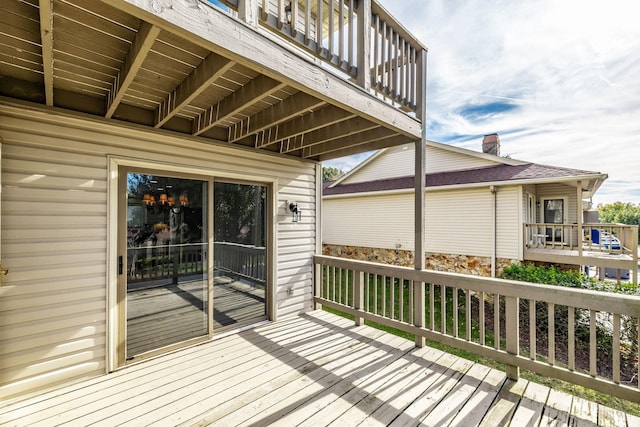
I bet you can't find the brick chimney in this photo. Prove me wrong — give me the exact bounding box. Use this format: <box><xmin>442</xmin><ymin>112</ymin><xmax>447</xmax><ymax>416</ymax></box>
<box><xmin>482</xmin><ymin>133</ymin><xmax>500</xmax><ymax>156</ymax></box>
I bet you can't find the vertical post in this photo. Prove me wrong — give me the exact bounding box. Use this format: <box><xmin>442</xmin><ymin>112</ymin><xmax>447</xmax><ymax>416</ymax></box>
<box><xmin>356</xmin><ymin>0</ymin><xmax>371</xmax><ymax>90</ymax></box>
<box><xmin>239</xmin><ymin>0</ymin><xmax>260</xmax><ymax>26</ymax></box>
<box><xmin>505</xmin><ymin>295</ymin><xmax>520</xmax><ymax>380</ymax></box>
<box><xmin>354</xmin><ymin>271</ymin><xmax>364</xmax><ymax>326</ymax></box>
<box><xmin>577</xmin><ymin>180</ymin><xmax>583</xmax><ymax>258</ymax></box>
<box><xmin>314</xmin><ymin>163</ymin><xmax>323</xmax><ymax>309</ymax></box>
<box><xmin>413</xmin><ymin>47</ymin><xmax>427</xmax><ymax>348</ymax></box>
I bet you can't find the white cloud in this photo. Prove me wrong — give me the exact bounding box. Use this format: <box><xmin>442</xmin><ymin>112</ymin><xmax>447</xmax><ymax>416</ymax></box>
<box><xmin>326</xmin><ymin>0</ymin><xmax>640</xmax><ymax>205</ymax></box>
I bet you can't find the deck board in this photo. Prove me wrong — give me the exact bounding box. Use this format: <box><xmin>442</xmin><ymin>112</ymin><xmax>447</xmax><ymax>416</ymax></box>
<box><xmin>0</xmin><ymin>310</ymin><xmax>636</xmax><ymax>426</ymax></box>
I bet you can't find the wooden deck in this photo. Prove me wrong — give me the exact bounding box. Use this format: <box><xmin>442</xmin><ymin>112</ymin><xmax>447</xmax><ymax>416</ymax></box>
<box><xmin>1</xmin><ymin>310</ymin><xmax>638</xmax><ymax>426</ymax></box>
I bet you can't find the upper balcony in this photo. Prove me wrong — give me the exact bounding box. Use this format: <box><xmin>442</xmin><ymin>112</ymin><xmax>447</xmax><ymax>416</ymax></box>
<box><xmin>0</xmin><ymin>0</ymin><xmax>425</xmax><ymax>161</ymax></box>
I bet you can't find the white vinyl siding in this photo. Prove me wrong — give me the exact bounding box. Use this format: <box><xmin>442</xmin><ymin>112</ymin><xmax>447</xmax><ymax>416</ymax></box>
<box><xmin>426</xmin><ymin>146</ymin><xmax>500</xmax><ymax>174</ymax></box>
<box><xmin>341</xmin><ymin>143</ymin><xmax>503</xmax><ymax>185</ymax></box>
<box><xmin>341</xmin><ymin>144</ymin><xmax>414</xmax><ymax>184</ymax></box>
<box><xmin>495</xmin><ymin>186</ymin><xmax>521</xmax><ymax>260</ymax></box>
<box><xmin>323</xmin><ymin>193</ymin><xmax>414</xmax><ymax>250</ymax></box>
<box><xmin>425</xmin><ymin>188</ymin><xmax>493</xmax><ymax>256</ymax></box>
<box><xmin>0</xmin><ymin>105</ymin><xmax>317</xmax><ymax>400</ymax></box>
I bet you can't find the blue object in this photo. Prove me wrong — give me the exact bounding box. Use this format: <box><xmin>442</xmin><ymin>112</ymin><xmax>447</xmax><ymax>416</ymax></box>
<box><xmin>591</xmin><ymin>229</ymin><xmax>600</xmax><ymax>244</ymax></box>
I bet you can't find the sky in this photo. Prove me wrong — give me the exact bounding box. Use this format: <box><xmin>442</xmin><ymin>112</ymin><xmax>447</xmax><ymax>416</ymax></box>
<box><xmin>323</xmin><ymin>0</ymin><xmax>640</xmax><ymax>205</ymax></box>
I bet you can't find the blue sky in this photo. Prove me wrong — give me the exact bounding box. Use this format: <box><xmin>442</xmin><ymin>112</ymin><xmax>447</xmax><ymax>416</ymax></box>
<box><xmin>324</xmin><ymin>0</ymin><xmax>640</xmax><ymax>205</ymax></box>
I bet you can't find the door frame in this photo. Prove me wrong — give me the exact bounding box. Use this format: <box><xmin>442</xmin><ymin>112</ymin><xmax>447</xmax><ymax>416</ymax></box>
<box><xmin>540</xmin><ymin>196</ymin><xmax>568</xmax><ymax>242</ymax></box>
<box><xmin>107</xmin><ymin>156</ymin><xmax>277</xmax><ymax>372</ymax></box>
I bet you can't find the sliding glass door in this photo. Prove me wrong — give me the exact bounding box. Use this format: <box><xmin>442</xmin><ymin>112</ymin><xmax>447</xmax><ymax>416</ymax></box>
<box><xmin>213</xmin><ymin>182</ymin><xmax>267</xmax><ymax>329</ymax></box>
<box><xmin>118</xmin><ymin>168</ymin><xmax>269</xmax><ymax>364</ymax></box>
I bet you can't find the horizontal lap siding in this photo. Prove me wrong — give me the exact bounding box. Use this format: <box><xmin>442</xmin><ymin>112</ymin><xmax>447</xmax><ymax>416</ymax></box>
<box><xmin>341</xmin><ymin>144</ymin><xmax>414</xmax><ymax>184</ymax></box>
<box><xmin>0</xmin><ymin>106</ymin><xmax>316</xmax><ymax>400</ymax></box>
<box><xmin>496</xmin><ymin>186</ymin><xmax>520</xmax><ymax>260</ymax></box>
<box><xmin>427</xmin><ymin>145</ymin><xmax>499</xmax><ymax>174</ymax></box>
<box><xmin>426</xmin><ymin>188</ymin><xmax>492</xmax><ymax>257</ymax></box>
<box><xmin>323</xmin><ymin>193</ymin><xmax>414</xmax><ymax>250</ymax></box>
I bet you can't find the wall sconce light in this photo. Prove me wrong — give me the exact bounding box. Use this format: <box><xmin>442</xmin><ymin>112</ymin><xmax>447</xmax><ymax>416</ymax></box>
<box><xmin>536</xmin><ymin>200</ymin><xmax>541</xmax><ymax>208</ymax></box>
<box><xmin>284</xmin><ymin>2</ymin><xmax>292</xmax><ymax>24</ymax></box>
<box><xmin>288</xmin><ymin>201</ymin><xmax>301</xmax><ymax>222</ymax></box>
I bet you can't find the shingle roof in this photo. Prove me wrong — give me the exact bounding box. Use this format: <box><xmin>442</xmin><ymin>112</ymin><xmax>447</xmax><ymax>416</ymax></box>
<box><xmin>324</xmin><ymin>163</ymin><xmax>603</xmax><ymax>196</ymax></box>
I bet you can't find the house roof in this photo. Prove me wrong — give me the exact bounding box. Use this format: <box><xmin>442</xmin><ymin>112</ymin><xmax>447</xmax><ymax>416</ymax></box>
<box><xmin>324</xmin><ymin>162</ymin><xmax>607</xmax><ymax>196</ymax></box>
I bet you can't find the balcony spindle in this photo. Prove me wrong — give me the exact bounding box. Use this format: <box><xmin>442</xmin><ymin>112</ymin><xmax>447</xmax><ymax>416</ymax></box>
<box><xmin>568</xmin><ymin>306</ymin><xmax>575</xmax><ymax>370</ymax></box>
<box><xmin>466</xmin><ymin>290</ymin><xmax>471</xmax><ymax>340</ymax></box>
<box><xmin>453</xmin><ymin>287</ymin><xmax>459</xmax><ymax>338</ymax></box>
<box><xmin>494</xmin><ymin>294</ymin><xmax>500</xmax><ymax>350</ymax></box>
<box><xmin>354</xmin><ymin>270</ymin><xmax>364</xmax><ymax>326</ymax></box>
<box><xmin>373</xmin><ymin>274</ymin><xmax>378</xmax><ymax>315</ymax></box>
<box><xmin>338</xmin><ymin>0</ymin><xmax>344</xmax><ymax>63</ymax></box>
<box><xmin>316</xmin><ymin>0</ymin><xmax>323</xmax><ymax>54</ymax></box>
<box><xmin>304</xmin><ymin>0</ymin><xmax>311</xmax><ymax>44</ymax></box>
<box><xmin>530</xmin><ymin>299</ymin><xmax>536</xmax><ymax>360</ymax></box>
<box><xmin>613</xmin><ymin>313</ymin><xmax>620</xmax><ymax>384</ymax></box>
<box><xmin>479</xmin><ymin>291</ymin><xmax>485</xmax><ymax>346</ymax></box>
<box><xmin>590</xmin><ymin>310</ymin><xmax>597</xmax><ymax>376</ymax></box>
<box><xmin>390</xmin><ymin>277</ymin><xmax>395</xmax><ymax>319</ymax></box>
<box><xmin>348</xmin><ymin>0</ymin><xmax>354</xmax><ymax>68</ymax></box>
<box><xmin>399</xmin><ymin>279</ymin><xmax>404</xmax><ymax>322</ymax></box>
<box><xmin>328</xmin><ymin>0</ymin><xmax>335</xmax><ymax>58</ymax></box>
<box><xmin>548</xmin><ymin>303</ymin><xmax>555</xmax><ymax>365</ymax></box>
<box><xmin>429</xmin><ymin>283</ymin><xmax>435</xmax><ymax>330</ymax></box>
<box><xmin>441</xmin><ymin>285</ymin><xmax>447</xmax><ymax>334</ymax></box>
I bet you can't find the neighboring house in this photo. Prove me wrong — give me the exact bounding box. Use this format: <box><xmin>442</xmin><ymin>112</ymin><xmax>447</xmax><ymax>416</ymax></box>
<box><xmin>0</xmin><ymin>0</ymin><xmax>427</xmax><ymax>402</ymax></box>
<box><xmin>323</xmin><ymin>134</ymin><xmax>638</xmax><ymax>283</ymax></box>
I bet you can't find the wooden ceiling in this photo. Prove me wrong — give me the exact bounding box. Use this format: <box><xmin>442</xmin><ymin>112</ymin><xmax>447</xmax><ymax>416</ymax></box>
<box><xmin>0</xmin><ymin>0</ymin><xmax>421</xmax><ymax>161</ymax></box>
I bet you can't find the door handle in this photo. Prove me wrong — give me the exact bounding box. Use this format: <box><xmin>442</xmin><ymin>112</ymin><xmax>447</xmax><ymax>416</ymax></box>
<box><xmin>0</xmin><ymin>261</ymin><xmax>8</xmax><ymax>288</ymax></box>
<box><xmin>118</xmin><ymin>256</ymin><xmax>123</xmax><ymax>275</ymax></box>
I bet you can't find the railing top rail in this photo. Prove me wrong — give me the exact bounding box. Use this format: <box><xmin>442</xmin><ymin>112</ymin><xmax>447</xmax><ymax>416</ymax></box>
<box><xmin>129</xmin><ymin>243</ymin><xmax>206</xmax><ymax>250</ymax></box>
<box><xmin>314</xmin><ymin>254</ymin><xmax>640</xmax><ymax>315</ymax></box>
<box><xmin>371</xmin><ymin>0</ymin><xmax>427</xmax><ymax>51</ymax></box>
<box><xmin>214</xmin><ymin>241</ymin><xmax>266</xmax><ymax>250</ymax></box>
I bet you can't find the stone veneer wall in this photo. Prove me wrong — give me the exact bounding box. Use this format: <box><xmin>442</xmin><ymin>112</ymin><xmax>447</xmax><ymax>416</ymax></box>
<box><xmin>322</xmin><ymin>244</ymin><xmax>518</xmax><ymax>277</ymax></box>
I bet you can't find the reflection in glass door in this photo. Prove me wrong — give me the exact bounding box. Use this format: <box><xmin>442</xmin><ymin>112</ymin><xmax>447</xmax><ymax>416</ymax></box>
<box><xmin>213</xmin><ymin>182</ymin><xmax>267</xmax><ymax>329</ymax></box>
<box><xmin>124</xmin><ymin>172</ymin><xmax>208</xmax><ymax>360</ymax></box>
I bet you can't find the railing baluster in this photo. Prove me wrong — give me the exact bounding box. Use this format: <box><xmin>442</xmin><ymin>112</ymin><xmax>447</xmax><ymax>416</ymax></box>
<box><xmin>390</xmin><ymin>277</ymin><xmax>395</xmax><ymax>319</ymax></box>
<box><xmin>373</xmin><ymin>274</ymin><xmax>378</xmax><ymax>315</ymax></box>
<box><xmin>466</xmin><ymin>289</ymin><xmax>471</xmax><ymax>341</ymax></box>
<box><xmin>494</xmin><ymin>294</ymin><xmax>500</xmax><ymax>350</ymax></box>
<box><xmin>305</xmin><ymin>0</ymin><xmax>311</xmax><ymax>45</ymax></box>
<box><xmin>408</xmin><ymin>280</ymin><xmax>414</xmax><ymax>324</ymax></box>
<box><xmin>453</xmin><ymin>287</ymin><xmax>458</xmax><ymax>338</ymax></box>
<box><xmin>530</xmin><ymin>299</ymin><xmax>536</xmax><ymax>360</ymax></box>
<box><xmin>338</xmin><ymin>267</ymin><xmax>342</xmax><ymax>303</ymax></box>
<box><xmin>348</xmin><ymin>0</ymin><xmax>354</xmax><ymax>68</ymax></box>
<box><xmin>338</xmin><ymin>0</ymin><xmax>344</xmax><ymax>62</ymax></box>
<box><xmin>331</xmin><ymin>266</ymin><xmax>336</xmax><ymax>301</ymax></box>
<box><xmin>568</xmin><ymin>306</ymin><xmax>575</xmax><ymax>370</ymax></box>
<box><xmin>590</xmin><ymin>310</ymin><xmax>597</xmax><ymax>377</ymax></box>
<box><xmin>328</xmin><ymin>0</ymin><xmax>335</xmax><ymax>58</ymax></box>
<box><xmin>429</xmin><ymin>283</ymin><xmax>435</xmax><ymax>330</ymax></box>
<box><xmin>386</xmin><ymin>26</ymin><xmax>393</xmax><ymax>95</ymax></box>
<box><xmin>399</xmin><ymin>279</ymin><xmax>404</xmax><ymax>322</ymax></box>
<box><xmin>441</xmin><ymin>285</ymin><xmax>447</xmax><ymax>334</ymax></box>
<box><xmin>479</xmin><ymin>291</ymin><xmax>485</xmax><ymax>346</ymax></box>
<box><xmin>373</xmin><ymin>15</ymin><xmax>380</xmax><ymax>89</ymax></box>
<box><xmin>316</xmin><ymin>0</ymin><xmax>323</xmax><ymax>54</ymax></box>
<box><xmin>613</xmin><ymin>313</ymin><xmax>620</xmax><ymax>383</ymax></box>
<box><xmin>364</xmin><ymin>273</ymin><xmax>370</xmax><ymax>312</ymax></box>
<box><xmin>548</xmin><ymin>303</ymin><xmax>555</xmax><ymax>365</ymax></box>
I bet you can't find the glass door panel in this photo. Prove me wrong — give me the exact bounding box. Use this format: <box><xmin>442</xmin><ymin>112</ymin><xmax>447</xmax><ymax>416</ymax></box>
<box><xmin>544</xmin><ymin>199</ymin><xmax>564</xmax><ymax>242</ymax></box>
<box><xmin>125</xmin><ymin>173</ymin><xmax>208</xmax><ymax>359</ymax></box>
<box><xmin>213</xmin><ymin>182</ymin><xmax>267</xmax><ymax>329</ymax></box>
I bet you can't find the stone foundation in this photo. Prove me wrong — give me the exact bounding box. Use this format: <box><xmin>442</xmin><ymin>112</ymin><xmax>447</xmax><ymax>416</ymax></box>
<box><xmin>322</xmin><ymin>244</ymin><xmax>518</xmax><ymax>277</ymax></box>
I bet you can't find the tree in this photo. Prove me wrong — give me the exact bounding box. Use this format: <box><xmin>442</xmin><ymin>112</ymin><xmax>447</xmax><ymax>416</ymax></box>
<box><xmin>598</xmin><ymin>202</ymin><xmax>640</xmax><ymax>240</ymax></box>
<box><xmin>322</xmin><ymin>166</ymin><xmax>343</xmax><ymax>182</ymax></box>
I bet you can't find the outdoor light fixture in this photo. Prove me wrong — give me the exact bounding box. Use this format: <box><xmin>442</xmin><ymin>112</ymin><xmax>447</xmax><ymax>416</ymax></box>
<box><xmin>288</xmin><ymin>201</ymin><xmax>301</xmax><ymax>222</ymax></box>
<box><xmin>284</xmin><ymin>2</ymin><xmax>292</xmax><ymax>24</ymax></box>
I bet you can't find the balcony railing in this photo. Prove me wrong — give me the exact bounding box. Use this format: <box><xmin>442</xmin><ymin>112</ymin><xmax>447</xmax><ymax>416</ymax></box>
<box><xmin>258</xmin><ymin>0</ymin><xmax>426</xmax><ymax>113</ymax></box>
<box><xmin>215</xmin><ymin>241</ymin><xmax>267</xmax><ymax>285</ymax></box>
<box><xmin>524</xmin><ymin>223</ymin><xmax>639</xmax><ymax>255</ymax></box>
<box><xmin>314</xmin><ymin>254</ymin><xmax>640</xmax><ymax>403</ymax></box>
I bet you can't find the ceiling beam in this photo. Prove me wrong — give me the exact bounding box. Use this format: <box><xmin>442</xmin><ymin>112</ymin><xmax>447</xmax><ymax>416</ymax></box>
<box><xmin>155</xmin><ymin>52</ymin><xmax>235</xmax><ymax>128</ymax></box>
<box><xmin>228</xmin><ymin>92</ymin><xmax>325</xmax><ymax>143</ymax></box>
<box><xmin>303</xmin><ymin>127</ymin><xmax>398</xmax><ymax>158</ymax></box>
<box><xmin>255</xmin><ymin>105</ymin><xmax>354</xmax><ymax>150</ymax></box>
<box><xmin>106</xmin><ymin>22</ymin><xmax>161</xmax><ymax>118</ymax></box>
<box><xmin>318</xmin><ymin>134</ymin><xmax>411</xmax><ymax>161</ymax></box>
<box><xmin>192</xmin><ymin>75</ymin><xmax>286</xmax><ymax>136</ymax></box>
<box><xmin>284</xmin><ymin>117</ymin><xmax>380</xmax><ymax>154</ymax></box>
<box><xmin>38</xmin><ymin>0</ymin><xmax>54</xmax><ymax>106</ymax></box>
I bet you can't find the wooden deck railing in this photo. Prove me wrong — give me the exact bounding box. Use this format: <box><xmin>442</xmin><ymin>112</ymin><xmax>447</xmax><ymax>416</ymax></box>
<box><xmin>215</xmin><ymin>241</ymin><xmax>267</xmax><ymax>284</ymax></box>
<box><xmin>314</xmin><ymin>254</ymin><xmax>640</xmax><ymax>402</ymax></box>
<box><xmin>127</xmin><ymin>243</ymin><xmax>206</xmax><ymax>283</ymax></box>
<box><xmin>525</xmin><ymin>222</ymin><xmax>639</xmax><ymax>255</ymax></box>
<box><xmin>257</xmin><ymin>0</ymin><xmax>426</xmax><ymax>113</ymax></box>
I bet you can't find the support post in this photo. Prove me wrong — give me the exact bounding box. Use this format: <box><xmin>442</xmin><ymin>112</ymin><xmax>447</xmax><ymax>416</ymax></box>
<box><xmin>239</xmin><ymin>0</ymin><xmax>259</xmax><ymax>26</ymax></box>
<box><xmin>577</xmin><ymin>180</ymin><xmax>583</xmax><ymax>258</ymax></box>
<box><xmin>413</xmin><ymin>47</ymin><xmax>427</xmax><ymax>348</ymax></box>
<box><xmin>356</xmin><ymin>0</ymin><xmax>371</xmax><ymax>90</ymax></box>
<box><xmin>505</xmin><ymin>295</ymin><xmax>520</xmax><ymax>380</ymax></box>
